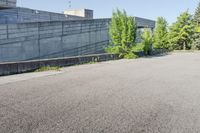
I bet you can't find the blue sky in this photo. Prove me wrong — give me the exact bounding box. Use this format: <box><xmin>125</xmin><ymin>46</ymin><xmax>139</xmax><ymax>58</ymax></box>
<box><xmin>18</xmin><ymin>0</ymin><xmax>198</xmax><ymax>24</ymax></box>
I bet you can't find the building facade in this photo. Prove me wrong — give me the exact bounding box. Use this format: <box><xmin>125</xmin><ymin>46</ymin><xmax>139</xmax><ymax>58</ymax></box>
<box><xmin>0</xmin><ymin>0</ymin><xmax>16</xmax><ymax>8</ymax></box>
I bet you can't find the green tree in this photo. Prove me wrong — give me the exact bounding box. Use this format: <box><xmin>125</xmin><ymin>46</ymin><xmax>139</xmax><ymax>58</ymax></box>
<box><xmin>141</xmin><ymin>28</ymin><xmax>153</xmax><ymax>55</ymax></box>
<box><xmin>109</xmin><ymin>9</ymin><xmax>123</xmax><ymax>46</ymax></box>
<box><xmin>194</xmin><ymin>2</ymin><xmax>200</xmax><ymax>25</ymax></box>
<box><xmin>192</xmin><ymin>33</ymin><xmax>200</xmax><ymax>49</ymax></box>
<box><xmin>126</xmin><ymin>16</ymin><xmax>137</xmax><ymax>48</ymax></box>
<box><xmin>108</xmin><ymin>9</ymin><xmax>138</xmax><ymax>59</ymax></box>
<box><xmin>153</xmin><ymin>17</ymin><xmax>168</xmax><ymax>49</ymax></box>
<box><xmin>192</xmin><ymin>2</ymin><xmax>200</xmax><ymax>50</ymax></box>
<box><xmin>168</xmin><ymin>11</ymin><xmax>194</xmax><ymax>50</ymax></box>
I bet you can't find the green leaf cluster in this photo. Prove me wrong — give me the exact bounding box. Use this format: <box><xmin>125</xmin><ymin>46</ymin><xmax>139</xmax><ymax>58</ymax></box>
<box><xmin>108</xmin><ymin>9</ymin><xmax>139</xmax><ymax>59</ymax></box>
<box><xmin>192</xmin><ymin>2</ymin><xmax>200</xmax><ymax>50</ymax></box>
<box><xmin>153</xmin><ymin>17</ymin><xmax>169</xmax><ymax>49</ymax></box>
<box><xmin>194</xmin><ymin>2</ymin><xmax>200</xmax><ymax>25</ymax></box>
<box><xmin>141</xmin><ymin>29</ymin><xmax>153</xmax><ymax>55</ymax></box>
<box><xmin>168</xmin><ymin>11</ymin><xmax>194</xmax><ymax>50</ymax></box>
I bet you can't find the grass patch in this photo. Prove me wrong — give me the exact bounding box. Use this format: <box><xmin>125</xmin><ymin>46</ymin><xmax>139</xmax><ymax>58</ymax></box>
<box><xmin>35</xmin><ymin>66</ymin><xmax>61</xmax><ymax>72</ymax></box>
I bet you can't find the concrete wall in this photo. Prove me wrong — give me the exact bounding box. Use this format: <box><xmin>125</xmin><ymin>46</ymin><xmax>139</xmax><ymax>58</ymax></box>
<box><xmin>135</xmin><ymin>17</ymin><xmax>155</xmax><ymax>29</ymax></box>
<box><xmin>0</xmin><ymin>19</ymin><xmax>110</xmax><ymax>62</ymax></box>
<box><xmin>0</xmin><ymin>7</ymin><xmax>86</xmax><ymax>24</ymax></box>
<box><xmin>0</xmin><ymin>0</ymin><xmax>16</xmax><ymax>8</ymax></box>
<box><xmin>0</xmin><ymin>18</ymin><xmax>155</xmax><ymax>63</ymax></box>
<box><xmin>0</xmin><ymin>54</ymin><xmax>119</xmax><ymax>76</ymax></box>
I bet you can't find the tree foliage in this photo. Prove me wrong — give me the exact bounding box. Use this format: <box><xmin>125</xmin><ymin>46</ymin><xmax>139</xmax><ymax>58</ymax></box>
<box><xmin>108</xmin><ymin>8</ymin><xmax>199</xmax><ymax>58</ymax></box>
<box><xmin>153</xmin><ymin>17</ymin><xmax>168</xmax><ymax>49</ymax></box>
<box><xmin>168</xmin><ymin>11</ymin><xmax>194</xmax><ymax>50</ymax></box>
<box><xmin>109</xmin><ymin>9</ymin><xmax>123</xmax><ymax>46</ymax></box>
<box><xmin>192</xmin><ymin>2</ymin><xmax>200</xmax><ymax>50</ymax></box>
<box><xmin>141</xmin><ymin>29</ymin><xmax>153</xmax><ymax>55</ymax></box>
<box><xmin>108</xmin><ymin>9</ymin><xmax>139</xmax><ymax>59</ymax></box>
<box><xmin>194</xmin><ymin>2</ymin><xmax>200</xmax><ymax>25</ymax></box>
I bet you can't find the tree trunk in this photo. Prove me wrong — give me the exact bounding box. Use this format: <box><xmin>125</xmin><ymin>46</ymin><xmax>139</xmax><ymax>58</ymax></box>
<box><xmin>183</xmin><ymin>42</ymin><xmax>186</xmax><ymax>50</ymax></box>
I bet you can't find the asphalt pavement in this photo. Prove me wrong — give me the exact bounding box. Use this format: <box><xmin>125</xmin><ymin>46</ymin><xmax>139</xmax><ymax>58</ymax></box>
<box><xmin>1</xmin><ymin>53</ymin><xmax>200</xmax><ymax>133</ymax></box>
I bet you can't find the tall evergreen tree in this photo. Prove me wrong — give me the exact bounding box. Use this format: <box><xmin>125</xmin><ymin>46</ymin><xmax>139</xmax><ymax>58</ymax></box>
<box><xmin>194</xmin><ymin>2</ymin><xmax>200</xmax><ymax>25</ymax></box>
<box><xmin>168</xmin><ymin>11</ymin><xmax>194</xmax><ymax>50</ymax></box>
<box><xmin>193</xmin><ymin>2</ymin><xmax>200</xmax><ymax>49</ymax></box>
<box><xmin>153</xmin><ymin>17</ymin><xmax>168</xmax><ymax>49</ymax></box>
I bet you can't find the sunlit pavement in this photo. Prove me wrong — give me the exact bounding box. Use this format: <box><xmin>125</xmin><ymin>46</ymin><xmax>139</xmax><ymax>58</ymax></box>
<box><xmin>1</xmin><ymin>53</ymin><xmax>200</xmax><ymax>133</ymax></box>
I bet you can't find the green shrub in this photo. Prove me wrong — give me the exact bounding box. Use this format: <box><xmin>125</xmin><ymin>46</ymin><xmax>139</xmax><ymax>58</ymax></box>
<box><xmin>141</xmin><ymin>29</ymin><xmax>153</xmax><ymax>55</ymax></box>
